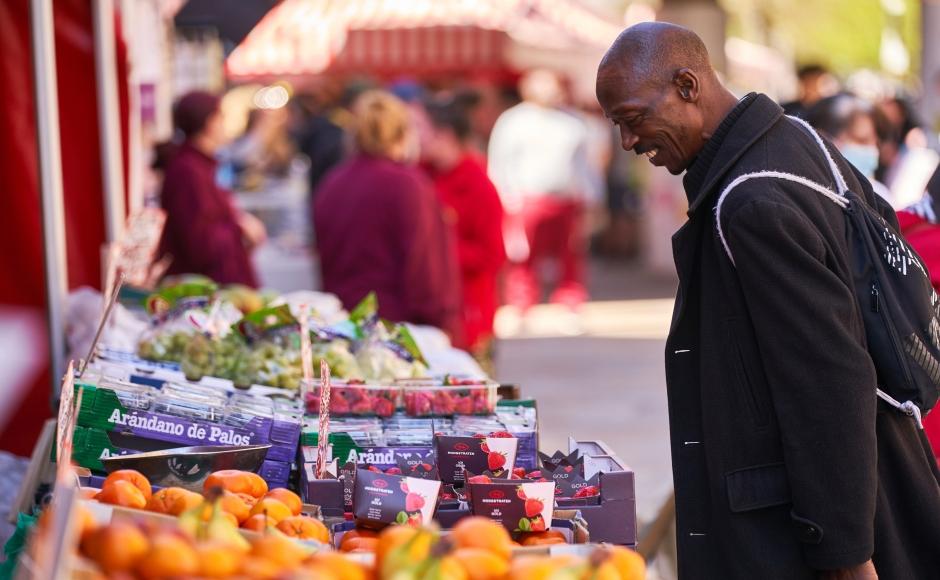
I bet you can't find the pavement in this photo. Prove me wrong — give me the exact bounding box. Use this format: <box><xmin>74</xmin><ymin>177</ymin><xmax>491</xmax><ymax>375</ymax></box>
<box><xmin>493</xmin><ymin>259</ymin><xmax>678</xmax><ymax>525</ymax></box>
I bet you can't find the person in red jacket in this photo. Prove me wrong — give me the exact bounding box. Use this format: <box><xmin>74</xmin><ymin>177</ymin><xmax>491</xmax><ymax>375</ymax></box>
<box><xmin>420</xmin><ymin>98</ymin><xmax>507</xmax><ymax>355</ymax></box>
<box><xmin>897</xmin><ymin>166</ymin><xmax>940</xmax><ymax>463</ymax></box>
<box><xmin>314</xmin><ymin>90</ymin><xmax>462</xmax><ymax>341</ymax></box>
<box><xmin>157</xmin><ymin>91</ymin><xmax>266</xmax><ymax>286</ymax></box>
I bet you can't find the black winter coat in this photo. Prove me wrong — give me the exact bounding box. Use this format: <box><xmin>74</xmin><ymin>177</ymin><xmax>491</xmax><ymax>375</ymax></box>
<box><xmin>666</xmin><ymin>93</ymin><xmax>940</xmax><ymax>579</ymax></box>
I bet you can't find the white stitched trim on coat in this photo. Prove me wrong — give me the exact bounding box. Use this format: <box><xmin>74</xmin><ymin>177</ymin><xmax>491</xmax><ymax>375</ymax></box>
<box><xmin>714</xmin><ymin>171</ymin><xmax>848</xmax><ymax>267</ymax></box>
<box><xmin>787</xmin><ymin>115</ymin><xmax>849</xmax><ymax>196</ymax></box>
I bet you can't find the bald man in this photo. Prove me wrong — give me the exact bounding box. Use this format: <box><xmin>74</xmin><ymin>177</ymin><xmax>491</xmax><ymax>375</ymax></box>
<box><xmin>597</xmin><ymin>23</ymin><xmax>940</xmax><ymax>580</ymax></box>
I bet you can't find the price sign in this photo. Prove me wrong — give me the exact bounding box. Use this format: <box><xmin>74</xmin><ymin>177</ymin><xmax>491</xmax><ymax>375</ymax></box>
<box><xmin>316</xmin><ymin>360</ymin><xmax>332</xmax><ymax>479</ymax></box>
<box><xmin>299</xmin><ymin>303</ymin><xmax>313</xmax><ymax>401</ymax></box>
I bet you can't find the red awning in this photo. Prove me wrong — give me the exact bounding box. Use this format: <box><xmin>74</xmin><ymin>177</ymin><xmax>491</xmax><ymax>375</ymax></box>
<box><xmin>226</xmin><ymin>0</ymin><xmax>621</xmax><ymax>80</ymax></box>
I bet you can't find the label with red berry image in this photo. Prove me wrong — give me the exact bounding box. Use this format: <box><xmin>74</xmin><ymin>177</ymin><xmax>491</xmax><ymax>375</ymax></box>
<box><xmin>467</xmin><ymin>480</ymin><xmax>555</xmax><ymax>533</ymax></box>
<box><xmin>352</xmin><ymin>469</ymin><xmax>441</xmax><ymax>529</ymax></box>
<box><xmin>540</xmin><ymin>466</ymin><xmax>601</xmax><ymax>498</ymax></box>
<box><xmin>435</xmin><ymin>435</ymin><xmax>519</xmax><ymax>484</ymax></box>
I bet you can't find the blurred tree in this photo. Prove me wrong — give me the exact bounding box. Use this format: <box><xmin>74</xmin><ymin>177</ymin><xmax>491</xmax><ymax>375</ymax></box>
<box><xmin>719</xmin><ymin>0</ymin><xmax>920</xmax><ymax>77</ymax></box>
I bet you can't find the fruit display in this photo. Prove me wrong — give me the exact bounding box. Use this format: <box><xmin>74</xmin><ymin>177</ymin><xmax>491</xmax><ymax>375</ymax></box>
<box><xmin>402</xmin><ymin>379</ymin><xmax>498</xmax><ymax>417</ymax></box>
<box><xmin>137</xmin><ymin>290</ymin><xmax>430</xmax><ymax>388</ymax></box>
<box><xmin>64</xmin><ymin>513</ymin><xmax>644</xmax><ymax>579</ymax></box>
<box><xmin>180</xmin><ymin>332</ymin><xmax>254</xmax><ymax>386</ymax></box>
<box><xmin>89</xmin><ymin>468</ymin><xmax>331</xmax><ymax>542</ymax></box>
<box><xmin>305</xmin><ymin>381</ymin><xmax>400</xmax><ymax>417</ymax></box>
<box><xmin>338</xmin><ymin>517</ymin><xmax>647</xmax><ymax>580</ymax></box>
<box><xmin>70</xmin><ymin>378</ymin><xmax>301</xmax><ymax>488</ymax></box>
<box><xmin>247</xmin><ymin>337</ymin><xmax>363</xmax><ymax>390</ymax></box>
<box><xmin>137</xmin><ymin>330</ymin><xmax>191</xmax><ymax>363</ymax></box>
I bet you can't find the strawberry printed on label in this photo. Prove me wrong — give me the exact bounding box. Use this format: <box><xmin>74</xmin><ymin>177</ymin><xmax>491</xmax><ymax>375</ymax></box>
<box><xmin>529</xmin><ymin>515</ymin><xmax>546</xmax><ymax>532</ymax></box>
<box><xmin>487</xmin><ymin>452</ymin><xmax>506</xmax><ymax>471</ymax></box>
<box><xmin>525</xmin><ymin>497</ymin><xmax>544</xmax><ymax>518</ymax></box>
<box><xmin>405</xmin><ymin>492</ymin><xmax>426</xmax><ymax>512</ymax></box>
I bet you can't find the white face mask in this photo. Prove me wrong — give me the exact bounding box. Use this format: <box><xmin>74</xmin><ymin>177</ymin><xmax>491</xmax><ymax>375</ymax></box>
<box><xmin>840</xmin><ymin>144</ymin><xmax>880</xmax><ymax>179</ymax></box>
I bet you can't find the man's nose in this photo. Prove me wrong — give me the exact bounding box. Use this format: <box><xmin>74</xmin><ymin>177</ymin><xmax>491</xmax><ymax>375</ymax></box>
<box><xmin>620</xmin><ymin>126</ymin><xmax>638</xmax><ymax>151</ymax></box>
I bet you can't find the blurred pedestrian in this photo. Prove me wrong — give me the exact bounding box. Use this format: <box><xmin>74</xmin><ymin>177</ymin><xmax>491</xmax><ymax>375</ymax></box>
<box><xmin>224</xmin><ymin>106</ymin><xmax>296</xmax><ymax>189</ymax></box>
<box><xmin>806</xmin><ymin>92</ymin><xmax>891</xmax><ymax>202</ymax></box>
<box><xmin>597</xmin><ymin>22</ymin><xmax>940</xmax><ymax>580</ymax></box>
<box><xmin>781</xmin><ymin>63</ymin><xmax>839</xmax><ymax>119</ymax></box>
<box><xmin>157</xmin><ymin>91</ymin><xmax>266</xmax><ymax>287</ymax></box>
<box><xmin>420</xmin><ymin>98</ymin><xmax>506</xmax><ymax>359</ymax></box>
<box><xmin>876</xmin><ymin>96</ymin><xmax>938</xmax><ymax>206</ymax></box>
<box><xmin>488</xmin><ymin>70</ymin><xmax>592</xmax><ymax>316</ymax></box>
<box><xmin>291</xmin><ymin>85</ymin><xmax>351</xmax><ymax>196</ymax></box>
<box><xmin>313</xmin><ymin>90</ymin><xmax>462</xmax><ymax>341</ymax></box>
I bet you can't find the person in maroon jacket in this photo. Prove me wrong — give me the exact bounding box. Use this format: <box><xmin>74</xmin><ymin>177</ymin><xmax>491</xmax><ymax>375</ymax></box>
<box><xmin>157</xmin><ymin>91</ymin><xmax>266</xmax><ymax>286</ymax></box>
<box><xmin>420</xmin><ymin>98</ymin><xmax>506</xmax><ymax>355</ymax></box>
<box><xmin>313</xmin><ymin>90</ymin><xmax>462</xmax><ymax>341</ymax></box>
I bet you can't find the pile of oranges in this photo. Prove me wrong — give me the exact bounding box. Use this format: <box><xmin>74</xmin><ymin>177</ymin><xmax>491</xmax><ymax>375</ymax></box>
<box><xmin>74</xmin><ymin>516</ymin><xmax>339</xmax><ymax>578</ymax></box>
<box><xmin>92</xmin><ymin>469</ymin><xmax>329</xmax><ymax>542</ymax></box>
<box><xmin>55</xmin><ymin>470</ymin><xmax>646</xmax><ymax>579</ymax></box>
<box><xmin>368</xmin><ymin>516</ymin><xmax>646</xmax><ymax>580</ymax></box>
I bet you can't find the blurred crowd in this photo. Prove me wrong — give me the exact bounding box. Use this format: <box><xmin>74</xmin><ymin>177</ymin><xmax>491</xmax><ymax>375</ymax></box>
<box><xmin>150</xmin><ymin>64</ymin><xmax>940</xmax><ymax>378</ymax></box>
<box><xmin>151</xmin><ymin>70</ymin><xmax>623</xmax><ymax>365</ymax></box>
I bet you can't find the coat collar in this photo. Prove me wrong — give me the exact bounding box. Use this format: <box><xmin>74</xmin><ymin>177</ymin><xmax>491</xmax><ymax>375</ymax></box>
<box><xmin>685</xmin><ymin>93</ymin><xmax>784</xmax><ymax>217</ymax></box>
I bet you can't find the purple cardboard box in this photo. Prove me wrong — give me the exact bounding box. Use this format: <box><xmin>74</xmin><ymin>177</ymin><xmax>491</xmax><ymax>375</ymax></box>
<box><xmin>300</xmin><ymin>463</ymin><xmax>346</xmax><ymax>517</ymax></box>
<box><xmin>258</xmin><ymin>459</ymin><xmax>292</xmax><ymax>485</ymax></box>
<box><xmin>557</xmin><ymin>470</ymin><xmax>636</xmax><ymax>546</ymax></box>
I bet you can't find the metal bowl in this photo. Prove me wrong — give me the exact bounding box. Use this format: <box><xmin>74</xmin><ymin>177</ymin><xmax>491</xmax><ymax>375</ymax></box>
<box><xmin>99</xmin><ymin>444</ymin><xmax>271</xmax><ymax>491</ymax></box>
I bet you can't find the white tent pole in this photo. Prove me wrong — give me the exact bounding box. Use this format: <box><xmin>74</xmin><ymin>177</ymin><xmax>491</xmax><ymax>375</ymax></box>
<box><xmin>92</xmin><ymin>0</ymin><xmax>127</xmax><ymax>242</ymax></box>
<box><xmin>29</xmin><ymin>0</ymin><xmax>68</xmax><ymax>389</ymax></box>
<box><xmin>122</xmin><ymin>0</ymin><xmax>143</xmax><ymax>214</ymax></box>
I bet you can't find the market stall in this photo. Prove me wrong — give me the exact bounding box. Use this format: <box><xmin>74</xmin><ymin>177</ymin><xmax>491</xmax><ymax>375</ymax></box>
<box><xmin>4</xmin><ymin>278</ymin><xmax>643</xmax><ymax>578</ymax></box>
<box><xmin>225</xmin><ymin>0</ymin><xmax>621</xmax><ymax>101</ymax></box>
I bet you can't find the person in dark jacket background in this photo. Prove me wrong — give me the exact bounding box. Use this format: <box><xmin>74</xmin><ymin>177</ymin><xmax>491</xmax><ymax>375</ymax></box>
<box><xmin>158</xmin><ymin>91</ymin><xmax>266</xmax><ymax>286</ymax></box>
<box><xmin>420</xmin><ymin>98</ymin><xmax>506</xmax><ymax>356</ymax></box>
<box><xmin>313</xmin><ymin>90</ymin><xmax>462</xmax><ymax>342</ymax></box>
<box><xmin>597</xmin><ymin>23</ymin><xmax>940</xmax><ymax>580</ymax></box>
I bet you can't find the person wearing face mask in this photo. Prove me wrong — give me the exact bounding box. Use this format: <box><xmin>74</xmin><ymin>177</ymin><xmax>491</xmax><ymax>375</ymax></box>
<box><xmin>806</xmin><ymin>93</ymin><xmax>892</xmax><ymax>204</ymax></box>
<box><xmin>313</xmin><ymin>90</ymin><xmax>462</xmax><ymax>342</ymax></box>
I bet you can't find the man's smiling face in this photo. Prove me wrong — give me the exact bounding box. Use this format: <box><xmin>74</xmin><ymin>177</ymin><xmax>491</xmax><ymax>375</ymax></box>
<box><xmin>596</xmin><ymin>68</ymin><xmax>707</xmax><ymax>175</ymax></box>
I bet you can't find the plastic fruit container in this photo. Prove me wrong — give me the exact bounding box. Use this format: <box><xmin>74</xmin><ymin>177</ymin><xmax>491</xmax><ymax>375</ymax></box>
<box><xmin>400</xmin><ymin>379</ymin><xmax>498</xmax><ymax>417</ymax></box>
<box><xmin>305</xmin><ymin>382</ymin><xmax>399</xmax><ymax>418</ymax></box>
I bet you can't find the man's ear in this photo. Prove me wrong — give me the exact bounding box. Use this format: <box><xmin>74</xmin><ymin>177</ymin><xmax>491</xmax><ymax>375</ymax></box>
<box><xmin>673</xmin><ymin>68</ymin><xmax>699</xmax><ymax>102</ymax></box>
